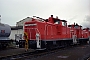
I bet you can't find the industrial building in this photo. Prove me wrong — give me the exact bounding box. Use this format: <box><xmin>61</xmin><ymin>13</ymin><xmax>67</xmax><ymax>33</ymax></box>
<box><xmin>9</xmin><ymin>17</ymin><xmax>32</xmax><ymax>41</ymax></box>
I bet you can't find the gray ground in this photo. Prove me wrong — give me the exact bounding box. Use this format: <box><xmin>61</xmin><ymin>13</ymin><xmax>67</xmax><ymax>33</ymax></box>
<box><xmin>30</xmin><ymin>44</ymin><xmax>90</xmax><ymax>60</ymax></box>
<box><xmin>0</xmin><ymin>44</ymin><xmax>90</xmax><ymax>60</ymax></box>
<box><xmin>0</xmin><ymin>48</ymin><xmax>34</xmax><ymax>57</ymax></box>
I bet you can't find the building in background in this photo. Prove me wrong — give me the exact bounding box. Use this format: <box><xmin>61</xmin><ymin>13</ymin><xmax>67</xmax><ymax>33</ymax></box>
<box><xmin>16</xmin><ymin>17</ymin><xmax>32</xmax><ymax>26</ymax></box>
<box><xmin>9</xmin><ymin>17</ymin><xmax>32</xmax><ymax>41</ymax></box>
<box><xmin>9</xmin><ymin>26</ymin><xmax>23</xmax><ymax>41</ymax></box>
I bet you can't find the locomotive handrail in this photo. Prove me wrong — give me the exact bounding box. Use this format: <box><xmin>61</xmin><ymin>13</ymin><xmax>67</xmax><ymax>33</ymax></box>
<box><xmin>24</xmin><ymin>32</ymin><xmax>28</xmax><ymax>40</ymax></box>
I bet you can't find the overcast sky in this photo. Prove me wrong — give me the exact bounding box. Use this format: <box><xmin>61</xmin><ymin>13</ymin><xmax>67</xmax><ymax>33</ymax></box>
<box><xmin>0</xmin><ymin>0</ymin><xmax>90</xmax><ymax>27</ymax></box>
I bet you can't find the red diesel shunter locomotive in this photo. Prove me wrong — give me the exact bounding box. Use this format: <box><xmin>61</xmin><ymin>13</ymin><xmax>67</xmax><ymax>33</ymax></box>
<box><xmin>19</xmin><ymin>15</ymin><xmax>90</xmax><ymax>50</ymax></box>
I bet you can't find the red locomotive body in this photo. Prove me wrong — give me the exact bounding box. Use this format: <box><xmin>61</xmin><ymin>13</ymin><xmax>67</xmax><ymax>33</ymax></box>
<box><xmin>81</xmin><ymin>28</ymin><xmax>90</xmax><ymax>42</ymax></box>
<box><xmin>19</xmin><ymin>15</ymin><xmax>90</xmax><ymax>50</ymax></box>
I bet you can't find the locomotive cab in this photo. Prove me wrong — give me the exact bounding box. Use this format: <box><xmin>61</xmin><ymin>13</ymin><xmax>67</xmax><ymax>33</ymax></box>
<box><xmin>48</xmin><ymin>15</ymin><xmax>67</xmax><ymax>26</ymax></box>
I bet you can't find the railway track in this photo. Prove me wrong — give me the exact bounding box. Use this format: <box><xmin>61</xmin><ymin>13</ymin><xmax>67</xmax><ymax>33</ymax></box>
<box><xmin>0</xmin><ymin>44</ymin><xmax>90</xmax><ymax>60</ymax></box>
<box><xmin>0</xmin><ymin>47</ymin><xmax>67</xmax><ymax>60</ymax></box>
<box><xmin>0</xmin><ymin>50</ymin><xmax>36</xmax><ymax>60</ymax></box>
<box><xmin>79</xmin><ymin>53</ymin><xmax>90</xmax><ymax>60</ymax></box>
<box><xmin>87</xmin><ymin>57</ymin><xmax>90</xmax><ymax>60</ymax></box>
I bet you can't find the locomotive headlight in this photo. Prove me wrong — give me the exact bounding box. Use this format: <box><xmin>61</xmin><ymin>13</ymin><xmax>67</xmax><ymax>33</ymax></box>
<box><xmin>36</xmin><ymin>33</ymin><xmax>40</xmax><ymax>37</ymax></box>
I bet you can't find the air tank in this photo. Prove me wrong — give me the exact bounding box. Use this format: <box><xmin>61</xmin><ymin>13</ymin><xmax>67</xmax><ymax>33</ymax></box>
<box><xmin>0</xmin><ymin>23</ymin><xmax>11</xmax><ymax>37</ymax></box>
